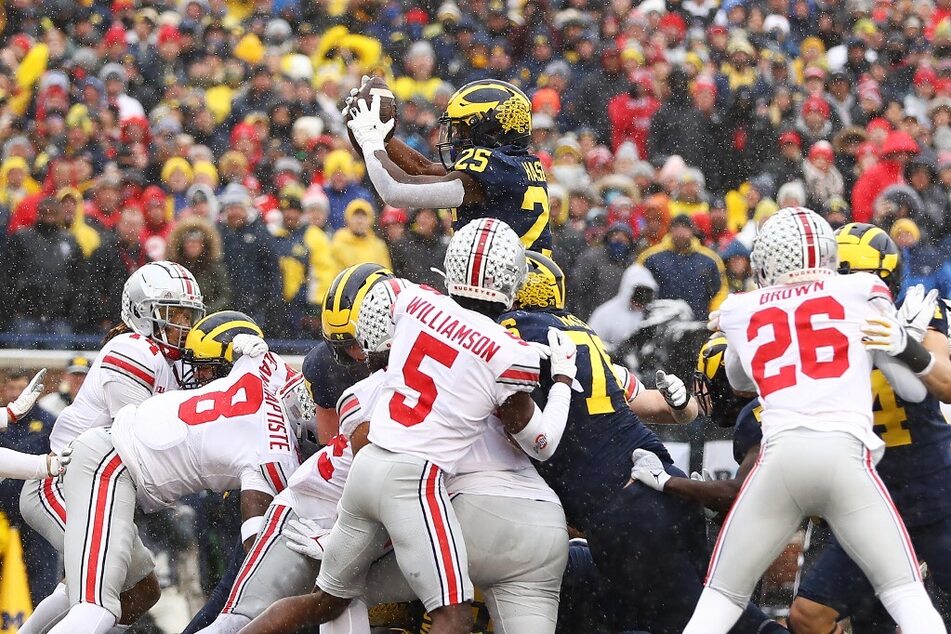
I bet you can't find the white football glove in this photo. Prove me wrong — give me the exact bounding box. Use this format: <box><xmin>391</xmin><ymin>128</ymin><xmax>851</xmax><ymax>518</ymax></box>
<box><xmin>707</xmin><ymin>310</ymin><xmax>721</xmax><ymax>332</ymax></box>
<box><xmin>6</xmin><ymin>368</ymin><xmax>46</xmax><ymax>423</ymax></box>
<box><xmin>347</xmin><ymin>95</ymin><xmax>395</xmax><ymax>150</ymax></box>
<box><xmin>47</xmin><ymin>445</ymin><xmax>72</xmax><ymax>478</ymax></box>
<box><xmin>862</xmin><ymin>313</ymin><xmax>910</xmax><ymax>356</ymax></box>
<box><xmin>232</xmin><ymin>333</ymin><xmax>268</xmax><ymax>358</ymax></box>
<box><xmin>283</xmin><ymin>518</ymin><xmax>332</xmax><ymax>561</ymax></box>
<box><xmin>547</xmin><ymin>327</ymin><xmax>578</xmax><ymax>381</ymax></box>
<box><xmin>655</xmin><ymin>369</ymin><xmax>688</xmax><ymax>409</ymax></box>
<box><xmin>630</xmin><ymin>448</ymin><xmax>671</xmax><ymax>491</ymax></box>
<box><xmin>897</xmin><ymin>284</ymin><xmax>939</xmax><ymax>343</ymax></box>
<box><xmin>341</xmin><ymin>75</ymin><xmax>372</xmax><ymax>116</ymax></box>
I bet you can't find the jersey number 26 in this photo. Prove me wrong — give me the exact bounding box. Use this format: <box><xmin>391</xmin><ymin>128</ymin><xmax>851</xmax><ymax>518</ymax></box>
<box><xmin>748</xmin><ymin>297</ymin><xmax>850</xmax><ymax>397</ymax></box>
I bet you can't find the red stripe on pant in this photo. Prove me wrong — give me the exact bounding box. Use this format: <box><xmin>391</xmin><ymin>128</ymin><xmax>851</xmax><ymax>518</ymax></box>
<box><xmin>42</xmin><ymin>477</ymin><xmax>67</xmax><ymax>525</ymax></box>
<box><xmin>863</xmin><ymin>449</ymin><xmax>922</xmax><ymax>581</ymax></box>
<box><xmin>84</xmin><ymin>454</ymin><xmax>125</xmax><ymax>605</ymax></box>
<box><xmin>424</xmin><ymin>464</ymin><xmax>461</xmax><ymax>605</ymax></box>
<box><xmin>705</xmin><ymin>447</ymin><xmax>765</xmax><ymax>583</ymax></box>
<box><xmin>223</xmin><ymin>505</ymin><xmax>290</xmax><ymax>614</ymax></box>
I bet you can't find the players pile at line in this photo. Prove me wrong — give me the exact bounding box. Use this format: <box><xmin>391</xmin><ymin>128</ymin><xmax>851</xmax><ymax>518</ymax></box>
<box><xmin>0</xmin><ymin>79</ymin><xmax>949</xmax><ymax>633</ymax></box>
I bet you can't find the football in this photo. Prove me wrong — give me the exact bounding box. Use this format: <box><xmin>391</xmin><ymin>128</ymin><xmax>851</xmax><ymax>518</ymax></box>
<box><xmin>346</xmin><ymin>76</ymin><xmax>398</xmax><ymax>155</ymax></box>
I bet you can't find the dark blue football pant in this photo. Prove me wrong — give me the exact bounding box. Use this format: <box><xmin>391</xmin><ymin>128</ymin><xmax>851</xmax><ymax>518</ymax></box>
<box><xmin>584</xmin><ymin>474</ymin><xmax>784</xmax><ymax>633</ymax></box>
<box><xmin>798</xmin><ymin>512</ymin><xmax>951</xmax><ymax>632</ymax></box>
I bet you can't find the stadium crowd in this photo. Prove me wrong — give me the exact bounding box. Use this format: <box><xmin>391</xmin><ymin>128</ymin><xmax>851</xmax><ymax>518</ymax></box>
<box><xmin>2</xmin><ymin>0</ymin><xmax>951</xmax><ymax>628</ymax></box>
<box><xmin>0</xmin><ymin>0</ymin><xmax>950</xmax><ymax>345</ymax></box>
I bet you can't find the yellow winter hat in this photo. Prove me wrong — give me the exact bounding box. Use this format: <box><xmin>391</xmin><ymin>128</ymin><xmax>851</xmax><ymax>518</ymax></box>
<box><xmin>161</xmin><ymin>157</ymin><xmax>193</xmax><ymax>183</ymax></box>
<box><xmin>344</xmin><ymin>197</ymin><xmax>375</xmax><ymax>222</ymax></box>
<box><xmin>324</xmin><ymin>150</ymin><xmax>356</xmax><ymax>177</ymax></box>
<box><xmin>192</xmin><ymin>160</ymin><xmax>219</xmax><ymax>186</ymax></box>
<box><xmin>234</xmin><ymin>33</ymin><xmax>265</xmax><ymax>65</ymax></box>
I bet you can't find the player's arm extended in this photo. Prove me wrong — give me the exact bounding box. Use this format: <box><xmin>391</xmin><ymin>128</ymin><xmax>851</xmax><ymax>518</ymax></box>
<box><xmin>348</xmin><ymin>95</ymin><xmax>485</xmax><ymax>208</ymax></box>
<box><xmin>663</xmin><ymin>449</ymin><xmax>756</xmax><ymax>514</ymax></box>
<box><xmin>365</xmin><ymin>147</ymin><xmax>484</xmax><ymax>208</ymax></box>
<box><xmin>385</xmin><ymin>137</ymin><xmax>449</xmax><ymax>176</ymax></box>
<box><xmin>629</xmin><ymin>391</ymin><xmax>699</xmax><ymax>424</ymax></box>
<box><xmin>0</xmin><ymin>448</ymin><xmax>57</xmax><ymax>480</ymax></box>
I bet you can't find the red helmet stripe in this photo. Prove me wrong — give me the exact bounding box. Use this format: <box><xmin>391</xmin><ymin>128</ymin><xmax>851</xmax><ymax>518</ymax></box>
<box><xmin>792</xmin><ymin>208</ymin><xmax>817</xmax><ymax>268</ymax></box>
<box><xmin>468</xmin><ymin>219</ymin><xmax>497</xmax><ymax>287</ymax></box>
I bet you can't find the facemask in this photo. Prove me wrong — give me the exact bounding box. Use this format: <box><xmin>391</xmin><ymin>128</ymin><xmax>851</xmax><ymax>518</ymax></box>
<box><xmin>607</xmin><ymin>240</ymin><xmax>633</xmax><ymax>261</ymax></box>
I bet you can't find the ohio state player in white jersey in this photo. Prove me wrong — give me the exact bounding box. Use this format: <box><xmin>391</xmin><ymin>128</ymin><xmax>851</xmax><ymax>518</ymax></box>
<box><xmin>243</xmin><ymin>267</ymin><xmax>568</xmax><ymax>634</ymax></box>
<box><xmin>682</xmin><ymin>208</ymin><xmax>945</xmax><ymax>633</ymax></box>
<box><xmin>19</xmin><ymin>261</ymin><xmax>204</xmax><ymax>634</ymax></box>
<box><xmin>195</xmin><ymin>371</ymin><xmax>386</xmax><ymax>634</ymax></box>
<box><xmin>48</xmin><ymin>315</ymin><xmax>307</xmax><ymax>634</ymax></box>
<box><xmin>241</xmin><ymin>219</ymin><xmax>576</xmax><ymax>634</ymax></box>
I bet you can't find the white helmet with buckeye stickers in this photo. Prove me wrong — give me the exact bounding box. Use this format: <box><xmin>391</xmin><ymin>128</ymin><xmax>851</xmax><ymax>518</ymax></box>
<box><xmin>355</xmin><ymin>277</ymin><xmax>411</xmax><ymax>355</ymax></box>
<box><xmin>121</xmin><ymin>261</ymin><xmax>206</xmax><ymax>358</ymax></box>
<box><xmin>443</xmin><ymin>217</ymin><xmax>527</xmax><ymax>309</ymax></box>
<box><xmin>750</xmin><ymin>206</ymin><xmax>838</xmax><ymax>288</ymax></box>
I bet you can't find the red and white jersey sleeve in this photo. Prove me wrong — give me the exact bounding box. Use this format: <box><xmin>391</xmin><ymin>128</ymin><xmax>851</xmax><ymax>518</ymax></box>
<box><xmin>718</xmin><ymin>273</ymin><xmax>890</xmax><ymax>449</ymax></box>
<box><xmin>111</xmin><ymin>352</ymin><xmax>302</xmax><ymax>512</ymax></box>
<box><xmin>49</xmin><ymin>333</ymin><xmax>178</xmax><ymax>453</ymax></box>
<box><xmin>367</xmin><ymin>284</ymin><xmax>542</xmax><ymax>473</ymax></box>
<box><xmin>336</xmin><ymin>370</ymin><xmax>387</xmax><ymax>439</ymax></box>
<box><xmin>273</xmin><ymin>370</ymin><xmax>388</xmax><ymax>524</ymax></box>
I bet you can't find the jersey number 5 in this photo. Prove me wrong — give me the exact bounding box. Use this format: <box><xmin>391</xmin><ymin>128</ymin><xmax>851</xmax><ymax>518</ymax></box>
<box><xmin>178</xmin><ymin>374</ymin><xmax>264</xmax><ymax>425</ymax></box>
<box><xmin>390</xmin><ymin>332</ymin><xmax>459</xmax><ymax>427</ymax></box>
<box><xmin>748</xmin><ymin>297</ymin><xmax>850</xmax><ymax>397</ymax></box>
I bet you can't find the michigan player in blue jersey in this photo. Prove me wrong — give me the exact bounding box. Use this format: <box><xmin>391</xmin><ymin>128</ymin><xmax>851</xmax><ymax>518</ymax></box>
<box><xmin>345</xmin><ymin>78</ymin><xmax>553</xmax><ymax>254</ymax></box>
<box><xmin>499</xmin><ymin>252</ymin><xmax>786</xmax><ymax>634</ymax></box>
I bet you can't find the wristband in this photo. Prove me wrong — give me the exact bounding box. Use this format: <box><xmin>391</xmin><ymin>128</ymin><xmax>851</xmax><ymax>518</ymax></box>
<box><xmin>895</xmin><ymin>337</ymin><xmax>934</xmax><ymax>375</ymax></box>
<box><xmin>6</xmin><ymin>406</ymin><xmax>16</xmax><ymax>423</ymax></box>
<box><xmin>241</xmin><ymin>516</ymin><xmax>265</xmax><ymax>542</ymax></box>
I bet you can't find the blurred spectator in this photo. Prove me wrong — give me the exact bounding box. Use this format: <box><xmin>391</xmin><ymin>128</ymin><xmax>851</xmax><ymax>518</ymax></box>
<box><xmin>300</xmin><ymin>188</ymin><xmax>335</xmax><ymax>308</ymax></box>
<box><xmin>903</xmin><ymin>156</ymin><xmax>950</xmax><ymax>245</ymax></box>
<box><xmin>324</xmin><ymin>150</ymin><xmax>372</xmax><ymax>231</ymax></box>
<box><xmin>608</xmin><ymin>77</ymin><xmax>659</xmax><ymax>156</ymax></box>
<box><xmin>569</xmin><ymin>222</ymin><xmax>636</xmax><ymax>320</ymax></box>
<box><xmin>637</xmin><ymin>214</ymin><xmax>728</xmax><ymax>320</ymax></box>
<box><xmin>764</xmin><ymin>131</ymin><xmax>806</xmax><ymax>188</ymax></box>
<box><xmin>802</xmin><ymin>141</ymin><xmax>845</xmax><ymax>209</ymax></box>
<box><xmin>852</xmin><ymin>130</ymin><xmax>920</xmax><ymax>222</ymax></box>
<box><xmin>218</xmin><ymin>184</ymin><xmax>281</xmax><ymax>332</ymax></box>
<box><xmin>721</xmin><ymin>239</ymin><xmax>756</xmax><ymax>292</ymax></box>
<box><xmin>330</xmin><ymin>199</ymin><xmax>392</xmax><ymax>273</ymax></box>
<box><xmin>38</xmin><ymin>356</ymin><xmax>90</xmax><ymax>417</ymax></box>
<box><xmin>88</xmin><ymin>206</ymin><xmax>148</xmax><ymax>331</ymax></box>
<box><xmin>587</xmin><ymin>264</ymin><xmax>658</xmax><ymax>352</ymax></box>
<box><xmin>269</xmin><ymin>189</ymin><xmax>322</xmax><ymax>338</ymax></box>
<box><xmin>647</xmin><ymin>68</ymin><xmax>706</xmax><ymax>169</ymax></box>
<box><xmin>390</xmin><ymin>207</ymin><xmax>449</xmax><ymax>290</ymax></box>
<box><xmin>166</xmin><ymin>217</ymin><xmax>232</xmax><ymax>314</ymax></box>
<box><xmin>891</xmin><ymin>218</ymin><xmax>942</xmax><ymax>293</ymax></box>
<box><xmin>380</xmin><ymin>206</ymin><xmax>409</xmax><ymax>246</ymax></box>
<box><xmin>56</xmin><ymin>187</ymin><xmax>100</xmax><ymax>259</ymax></box>
<box><xmin>0</xmin><ymin>198</ymin><xmax>83</xmax><ymax>337</ymax></box>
